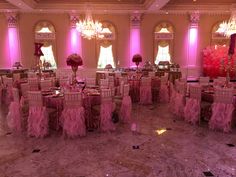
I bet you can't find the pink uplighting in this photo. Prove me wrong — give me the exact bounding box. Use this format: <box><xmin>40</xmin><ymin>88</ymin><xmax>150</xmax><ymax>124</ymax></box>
<box><xmin>188</xmin><ymin>27</ymin><xmax>198</xmax><ymax>66</ymax></box>
<box><xmin>8</xmin><ymin>28</ymin><xmax>21</xmax><ymax>67</ymax></box>
<box><xmin>66</xmin><ymin>28</ymin><xmax>82</xmax><ymax>68</ymax></box>
<box><xmin>130</xmin><ymin>28</ymin><xmax>140</xmax><ymax>67</ymax></box>
<box><xmin>70</xmin><ymin>28</ymin><xmax>82</xmax><ymax>54</ymax></box>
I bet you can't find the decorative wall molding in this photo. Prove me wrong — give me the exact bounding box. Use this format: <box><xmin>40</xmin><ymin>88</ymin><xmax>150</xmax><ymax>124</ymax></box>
<box><xmin>155</xmin><ymin>33</ymin><xmax>173</xmax><ymax>40</ymax></box>
<box><xmin>189</xmin><ymin>11</ymin><xmax>200</xmax><ymax>25</ymax></box>
<box><xmin>130</xmin><ymin>13</ymin><xmax>142</xmax><ymax>27</ymax></box>
<box><xmin>35</xmin><ymin>33</ymin><xmax>55</xmax><ymax>40</ymax></box>
<box><xmin>69</xmin><ymin>14</ymin><xmax>79</xmax><ymax>28</ymax></box>
<box><xmin>5</xmin><ymin>12</ymin><xmax>18</xmax><ymax>28</ymax></box>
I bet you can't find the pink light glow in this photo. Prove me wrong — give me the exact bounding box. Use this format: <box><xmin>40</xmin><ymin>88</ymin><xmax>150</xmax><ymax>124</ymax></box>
<box><xmin>8</xmin><ymin>28</ymin><xmax>21</xmax><ymax>67</ymax></box>
<box><xmin>130</xmin><ymin>28</ymin><xmax>140</xmax><ymax>67</ymax></box>
<box><xmin>188</xmin><ymin>27</ymin><xmax>198</xmax><ymax>66</ymax></box>
<box><xmin>189</xmin><ymin>27</ymin><xmax>197</xmax><ymax>45</ymax></box>
<box><xmin>66</xmin><ymin>28</ymin><xmax>82</xmax><ymax>68</ymax></box>
<box><xmin>70</xmin><ymin>28</ymin><xmax>81</xmax><ymax>54</ymax></box>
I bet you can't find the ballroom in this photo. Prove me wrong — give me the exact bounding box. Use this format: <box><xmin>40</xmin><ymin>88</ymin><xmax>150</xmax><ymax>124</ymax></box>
<box><xmin>0</xmin><ymin>0</ymin><xmax>236</xmax><ymax>177</ymax></box>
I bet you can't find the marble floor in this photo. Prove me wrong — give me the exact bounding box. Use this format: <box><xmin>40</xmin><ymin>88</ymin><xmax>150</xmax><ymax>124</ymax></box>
<box><xmin>0</xmin><ymin>103</ymin><xmax>236</xmax><ymax>177</ymax></box>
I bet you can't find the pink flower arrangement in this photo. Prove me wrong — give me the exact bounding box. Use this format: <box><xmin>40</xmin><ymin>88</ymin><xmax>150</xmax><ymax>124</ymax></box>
<box><xmin>66</xmin><ymin>53</ymin><xmax>83</xmax><ymax>67</ymax></box>
<box><xmin>203</xmin><ymin>45</ymin><xmax>235</xmax><ymax>78</ymax></box>
<box><xmin>132</xmin><ymin>54</ymin><xmax>142</xmax><ymax>63</ymax></box>
<box><xmin>105</xmin><ymin>64</ymin><xmax>113</xmax><ymax>69</ymax></box>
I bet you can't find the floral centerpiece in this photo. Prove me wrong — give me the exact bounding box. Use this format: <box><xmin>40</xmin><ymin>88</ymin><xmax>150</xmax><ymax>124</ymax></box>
<box><xmin>203</xmin><ymin>45</ymin><xmax>235</xmax><ymax>78</ymax></box>
<box><xmin>43</xmin><ymin>61</ymin><xmax>52</xmax><ymax>70</ymax></box>
<box><xmin>132</xmin><ymin>54</ymin><xmax>142</xmax><ymax>69</ymax></box>
<box><xmin>12</xmin><ymin>62</ymin><xmax>23</xmax><ymax>69</ymax></box>
<box><xmin>105</xmin><ymin>64</ymin><xmax>113</xmax><ymax>70</ymax></box>
<box><xmin>66</xmin><ymin>53</ymin><xmax>83</xmax><ymax>85</ymax></box>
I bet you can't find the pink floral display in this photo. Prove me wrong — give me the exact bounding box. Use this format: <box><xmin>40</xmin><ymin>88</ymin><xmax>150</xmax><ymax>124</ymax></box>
<box><xmin>132</xmin><ymin>54</ymin><xmax>142</xmax><ymax>66</ymax></box>
<box><xmin>105</xmin><ymin>64</ymin><xmax>113</xmax><ymax>69</ymax></box>
<box><xmin>66</xmin><ymin>53</ymin><xmax>83</xmax><ymax>67</ymax></box>
<box><xmin>202</xmin><ymin>46</ymin><xmax>236</xmax><ymax>78</ymax></box>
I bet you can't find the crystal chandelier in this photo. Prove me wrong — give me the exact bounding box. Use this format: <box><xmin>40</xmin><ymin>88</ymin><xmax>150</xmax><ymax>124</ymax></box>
<box><xmin>218</xmin><ymin>11</ymin><xmax>236</xmax><ymax>37</ymax></box>
<box><xmin>76</xmin><ymin>10</ymin><xmax>103</xmax><ymax>40</ymax></box>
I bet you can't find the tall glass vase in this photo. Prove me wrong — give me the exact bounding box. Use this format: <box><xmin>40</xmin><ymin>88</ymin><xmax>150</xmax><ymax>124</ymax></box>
<box><xmin>71</xmin><ymin>65</ymin><xmax>78</xmax><ymax>86</ymax></box>
<box><xmin>135</xmin><ymin>62</ymin><xmax>140</xmax><ymax>71</ymax></box>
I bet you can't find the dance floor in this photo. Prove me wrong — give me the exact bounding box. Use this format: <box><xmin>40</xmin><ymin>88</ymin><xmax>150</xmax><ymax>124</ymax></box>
<box><xmin>0</xmin><ymin>103</ymin><xmax>236</xmax><ymax>177</ymax></box>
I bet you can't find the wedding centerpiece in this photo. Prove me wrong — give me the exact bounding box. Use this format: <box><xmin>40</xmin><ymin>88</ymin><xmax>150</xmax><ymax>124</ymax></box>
<box><xmin>66</xmin><ymin>53</ymin><xmax>83</xmax><ymax>85</ymax></box>
<box><xmin>12</xmin><ymin>62</ymin><xmax>23</xmax><ymax>69</ymax></box>
<box><xmin>132</xmin><ymin>54</ymin><xmax>142</xmax><ymax>69</ymax></box>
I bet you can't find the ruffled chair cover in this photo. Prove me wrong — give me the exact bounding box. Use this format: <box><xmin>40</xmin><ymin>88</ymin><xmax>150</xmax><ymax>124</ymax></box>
<box><xmin>61</xmin><ymin>107</ymin><xmax>86</xmax><ymax>137</ymax></box>
<box><xmin>100</xmin><ymin>101</ymin><xmax>116</xmax><ymax>132</ymax></box>
<box><xmin>173</xmin><ymin>92</ymin><xmax>185</xmax><ymax>118</ymax></box>
<box><xmin>28</xmin><ymin>106</ymin><xmax>48</xmax><ymax>137</ymax></box>
<box><xmin>7</xmin><ymin>101</ymin><xmax>21</xmax><ymax>132</ymax></box>
<box><xmin>139</xmin><ymin>77</ymin><xmax>152</xmax><ymax>105</ymax></box>
<box><xmin>159</xmin><ymin>83</ymin><xmax>169</xmax><ymax>103</ymax></box>
<box><xmin>184</xmin><ymin>98</ymin><xmax>201</xmax><ymax>125</ymax></box>
<box><xmin>5</xmin><ymin>87</ymin><xmax>13</xmax><ymax>105</ymax></box>
<box><xmin>169</xmin><ymin>83</ymin><xmax>177</xmax><ymax>113</ymax></box>
<box><xmin>120</xmin><ymin>96</ymin><xmax>132</xmax><ymax>123</ymax></box>
<box><xmin>6</xmin><ymin>88</ymin><xmax>21</xmax><ymax>132</ymax></box>
<box><xmin>209</xmin><ymin>103</ymin><xmax>234</xmax><ymax>133</ymax></box>
<box><xmin>0</xmin><ymin>84</ymin><xmax>3</xmax><ymax>105</ymax></box>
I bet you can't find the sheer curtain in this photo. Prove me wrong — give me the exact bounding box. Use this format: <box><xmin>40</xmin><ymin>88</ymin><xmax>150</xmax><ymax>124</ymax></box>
<box><xmin>40</xmin><ymin>45</ymin><xmax>57</xmax><ymax>69</ymax></box>
<box><xmin>155</xmin><ymin>45</ymin><xmax>171</xmax><ymax>65</ymax></box>
<box><xmin>97</xmin><ymin>45</ymin><xmax>115</xmax><ymax>69</ymax></box>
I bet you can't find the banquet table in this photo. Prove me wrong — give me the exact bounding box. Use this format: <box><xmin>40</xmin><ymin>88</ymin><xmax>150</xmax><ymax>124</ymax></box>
<box><xmin>43</xmin><ymin>88</ymin><xmax>101</xmax><ymax>130</ymax></box>
<box><xmin>128</xmin><ymin>77</ymin><xmax>161</xmax><ymax>103</ymax></box>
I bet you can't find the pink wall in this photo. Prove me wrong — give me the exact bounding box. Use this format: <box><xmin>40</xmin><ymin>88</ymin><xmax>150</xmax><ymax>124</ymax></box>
<box><xmin>0</xmin><ymin>14</ymin><xmax>10</xmax><ymax>68</ymax></box>
<box><xmin>0</xmin><ymin>12</ymin><xmax>231</xmax><ymax>75</ymax></box>
<box><xmin>141</xmin><ymin>14</ymin><xmax>189</xmax><ymax>67</ymax></box>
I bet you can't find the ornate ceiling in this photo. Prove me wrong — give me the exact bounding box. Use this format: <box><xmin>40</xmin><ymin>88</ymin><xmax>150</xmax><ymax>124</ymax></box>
<box><xmin>0</xmin><ymin>0</ymin><xmax>235</xmax><ymax>14</ymax></box>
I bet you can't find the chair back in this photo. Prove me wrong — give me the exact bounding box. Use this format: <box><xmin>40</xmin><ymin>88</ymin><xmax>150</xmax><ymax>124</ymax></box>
<box><xmin>27</xmin><ymin>72</ymin><xmax>37</xmax><ymax>78</ymax></box>
<box><xmin>59</xmin><ymin>77</ymin><xmax>69</xmax><ymax>87</ymax></box>
<box><xmin>160</xmin><ymin>74</ymin><xmax>168</xmax><ymax>84</ymax></box>
<box><xmin>100</xmin><ymin>79</ymin><xmax>109</xmax><ymax>89</ymax></box>
<box><xmin>28</xmin><ymin>78</ymin><xmax>39</xmax><ymax>91</ymax></box>
<box><xmin>123</xmin><ymin>84</ymin><xmax>130</xmax><ymax>97</ymax></box>
<box><xmin>21</xmin><ymin>83</ymin><xmax>29</xmax><ymax>98</ymax></box>
<box><xmin>40</xmin><ymin>79</ymin><xmax>53</xmax><ymax>91</ymax></box>
<box><xmin>115</xmin><ymin>72</ymin><xmax>122</xmax><ymax>78</ymax></box>
<box><xmin>86</xmin><ymin>77</ymin><xmax>96</xmax><ymax>87</ymax></box>
<box><xmin>148</xmin><ymin>72</ymin><xmax>155</xmax><ymax>78</ymax></box>
<box><xmin>12</xmin><ymin>88</ymin><xmax>20</xmax><ymax>102</ymax></box>
<box><xmin>28</xmin><ymin>91</ymin><xmax>43</xmax><ymax>107</ymax></box>
<box><xmin>120</xmin><ymin>76</ymin><xmax>128</xmax><ymax>84</ymax></box>
<box><xmin>108</xmin><ymin>76</ymin><xmax>115</xmax><ymax>88</ymax></box>
<box><xmin>214</xmin><ymin>87</ymin><xmax>233</xmax><ymax>104</ymax></box>
<box><xmin>101</xmin><ymin>88</ymin><xmax>112</xmax><ymax>102</ymax></box>
<box><xmin>189</xmin><ymin>85</ymin><xmax>201</xmax><ymax>100</ymax></box>
<box><xmin>13</xmin><ymin>73</ymin><xmax>21</xmax><ymax>81</ymax></box>
<box><xmin>199</xmin><ymin>76</ymin><xmax>209</xmax><ymax>86</ymax></box>
<box><xmin>3</xmin><ymin>77</ymin><xmax>13</xmax><ymax>88</ymax></box>
<box><xmin>64</xmin><ymin>92</ymin><xmax>82</xmax><ymax>108</ymax></box>
<box><xmin>140</xmin><ymin>77</ymin><xmax>151</xmax><ymax>87</ymax></box>
<box><xmin>175</xmin><ymin>80</ymin><xmax>186</xmax><ymax>95</ymax></box>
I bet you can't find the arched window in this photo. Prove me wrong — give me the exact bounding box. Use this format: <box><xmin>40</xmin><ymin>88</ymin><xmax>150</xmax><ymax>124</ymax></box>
<box><xmin>34</xmin><ymin>21</ymin><xmax>57</xmax><ymax>69</ymax></box>
<box><xmin>96</xmin><ymin>22</ymin><xmax>116</xmax><ymax>69</ymax></box>
<box><xmin>211</xmin><ymin>21</ymin><xmax>229</xmax><ymax>46</ymax></box>
<box><xmin>154</xmin><ymin>22</ymin><xmax>174</xmax><ymax>65</ymax></box>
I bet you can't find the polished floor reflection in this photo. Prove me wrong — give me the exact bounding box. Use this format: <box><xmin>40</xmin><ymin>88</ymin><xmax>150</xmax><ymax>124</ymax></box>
<box><xmin>0</xmin><ymin>103</ymin><xmax>236</xmax><ymax>177</ymax></box>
